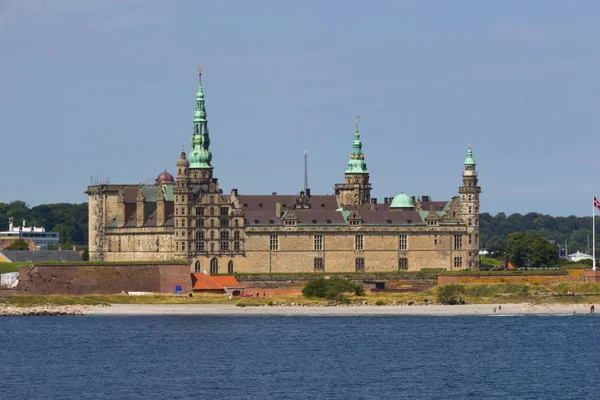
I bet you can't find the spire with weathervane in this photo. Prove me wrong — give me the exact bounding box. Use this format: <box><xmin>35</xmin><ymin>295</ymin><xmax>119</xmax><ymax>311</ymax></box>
<box><xmin>189</xmin><ymin>66</ymin><xmax>213</xmax><ymax>175</ymax></box>
<box><xmin>459</xmin><ymin>144</ymin><xmax>482</xmax><ymax>270</ymax></box>
<box><xmin>334</xmin><ymin>116</ymin><xmax>372</xmax><ymax>208</ymax></box>
<box><xmin>345</xmin><ymin>116</ymin><xmax>369</xmax><ymax>174</ymax></box>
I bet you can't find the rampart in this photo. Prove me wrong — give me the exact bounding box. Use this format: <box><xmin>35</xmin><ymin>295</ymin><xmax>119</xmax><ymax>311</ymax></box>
<box><xmin>438</xmin><ymin>269</ymin><xmax>585</xmax><ymax>285</ymax></box>
<box><xmin>15</xmin><ymin>263</ymin><xmax>192</xmax><ymax>295</ymax></box>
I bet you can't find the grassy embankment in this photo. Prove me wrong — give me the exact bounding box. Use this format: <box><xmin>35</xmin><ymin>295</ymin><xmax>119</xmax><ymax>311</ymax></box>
<box><xmin>4</xmin><ymin>282</ymin><xmax>600</xmax><ymax>307</ymax></box>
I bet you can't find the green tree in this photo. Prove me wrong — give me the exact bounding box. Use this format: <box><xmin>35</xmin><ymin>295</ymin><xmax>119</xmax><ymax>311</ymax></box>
<box><xmin>506</xmin><ymin>232</ymin><xmax>559</xmax><ymax>269</ymax></box>
<box><xmin>302</xmin><ymin>277</ymin><xmax>364</xmax><ymax>300</ymax></box>
<box><xmin>5</xmin><ymin>239</ymin><xmax>30</xmax><ymax>250</ymax></box>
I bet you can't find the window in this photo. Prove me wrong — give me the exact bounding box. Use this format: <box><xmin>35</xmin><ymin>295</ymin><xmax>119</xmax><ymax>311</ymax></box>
<box><xmin>270</xmin><ymin>234</ymin><xmax>279</xmax><ymax>251</ymax></box>
<box><xmin>176</xmin><ymin>242</ymin><xmax>179</xmax><ymax>251</ymax></box>
<box><xmin>234</xmin><ymin>231</ymin><xmax>240</xmax><ymax>240</ymax></box>
<box><xmin>182</xmin><ymin>219</ymin><xmax>186</xmax><ymax>227</ymax></box>
<box><xmin>454</xmin><ymin>257</ymin><xmax>463</xmax><ymax>269</ymax></box>
<box><xmin>220</xmin><ymin>219</ymin><xmax>229</xmax><ymax>227</ymax></box>
<box><xmin>196</xmin><ymin>219</ymin><xmax>204</xmax><ymax>227</ymax></box>
<box><xmin>355</xmin><ymin>257</ymin><xmax>365</xmax><ymax>272</ymax></box>
<box><xmin>220</xmin><ymin>241</ymin><xmax>229</xmax><ymax>251</ymax></box>
<box><xmin>314</xmin><ymin>234</ymin><xmax>323</xmax><ymax>250</ymax></box>
<box><xmin>210</xmin><ymin>257</ymin><xmax>218</xmax><ymax>274</ymax></box>
<box><xmin>399</xmin><ymin>235</ymin><xmax>407</xmax><ymax>250</ymax></box>
<box><xmin>434</xmin><ymin>235</ymin><xmax>437</xmax><ymax>246</ymax></box>
<box><xmin>398</xmin><ymin>258</ymin><xmax>408</xmax><ymax>271</ymax></box>
<box><xmin>228</xmin><ymin>260</ymin><xmax>234</xmax><ymax>274</ymax></box>
<box><xmin>196</xmin><ymin>231</ymin><xmax>204</xmax><ymax>240</ymax></box>
<box><xmin>220</xmin><ymin>230</ymin><xmax>229</xmax><ymax>241</ymax></box>
<box><xmin>196</xmin><ymin>241</ymin><xmax>204</xmax><ymax>251</ymax></box>
<box><xmin>468</xmin><ymin>235</ymin><xmax>472</xmax><ymax>245</ymax></box>
<box><xmin>220</xmin><ymin>207</ymin><xmax>228</xmax><ymax>216</ymax></box>
<box><xmin>210</xmin><ymin>243</ymin><xmax>215</xmax><ymax>252</ymax></box>
<box><xmin>197</xmin><ymin>207</ymin><xmax>205</xmax><ymax>216</ymax></box>
<box><xmin>355</xmin><ymin>235</ymin><xmax>364</xmax><ymax>250</ymax></box>
<box><xmin>181</xmin><ymin>207</ymin><xmax>186</xmax><ymax>215</ymax></box>
<box><xmin>234</xmin><ymin>219</ymin><xmax>239</xmax><ymax>227</ymax></box>
<box><xmin>234</xmin><ymin>241</ymin><xmax>240</xmax><ymax>251</ymax></box>
<box><xmin>195</xmin><ymin>261</ymin><xmax>201</xmax><ymax>273</ymax></box>
<box><xmin>454</xmin><ymin>235</ymin><xmax>463</xmax><ymax>250</ymax></box>
<box><xmin>314</xmin><ymin>257</ymin><xmax>324</xmax><ymax>272</ymax></box>
<box><xmin>175</xmin><ymin>208</ymin><xmax>178</xmax><ymax>216</ymax></box>
<box><xmin>181</xmin><ymin>242</ymin><xmax>185</xmax><ymax>251</ymax></box>
<box><xmin>210</xmin><ymin>208</ymin><xmax>215</xmax><ymax>216</ymax></box>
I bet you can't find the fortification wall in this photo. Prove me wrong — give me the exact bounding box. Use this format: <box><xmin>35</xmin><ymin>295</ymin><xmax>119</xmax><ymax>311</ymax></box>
<box><xmin>438</xmin><ymin>269</ymin><xmax>585</xmax><ymax>286</ymax></box>
<box><xmin>16</xmin><ymin>263</ymin><xmax>192</xmax><ymax>295</ymax></box>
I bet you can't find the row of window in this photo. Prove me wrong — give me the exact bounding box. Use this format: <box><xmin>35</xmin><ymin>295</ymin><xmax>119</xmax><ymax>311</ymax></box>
<box><xmin>175</xmin><ymin>206</ymin><xmax>230</xmax><ymax>217</ymax></box>
<box><xmin>311</xmin><ymin>257</ymin><xmax>410</xmax><ymax>272</ymax></box>
<box><xmin>176</xmin><ymin>195</ymin><xmax>218</xmax><ymax>204</ymax></box>
<box><xmin>176</xmin><ymin>218</ymin><xmax>242</xmax><ymax>228</ymax></box>
<box><xmin>194</xmin><ymin>259</ymin><xmax>234</xmax><ymax>274</ymax></box>
<box><xmin>177</xmin><ymin>241</ymin><xmax>242</xmax><ymax>252</ymax></box>
<box><xmin>269</xmin><ymin>234</ymin><xmax>477</xmax><ymax>251</ymax></box>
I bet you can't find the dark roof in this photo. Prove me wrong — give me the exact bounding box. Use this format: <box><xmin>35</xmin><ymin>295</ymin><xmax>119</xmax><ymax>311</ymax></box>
<box><xmin>295</xmin><ymin>210</ymin><xmax>346</xmax><ymax>224</ymax></box>
<box><xmin>421</xmin><ymin>201</ymin><xmax>448</xmax><ymax>212</ymax></box>
<box><xmin>360</xmin><ymin>210</ymin><xmax>423</xmax><ymax>225</ymax></box>
<box><xmin>0</xmin><ymin>250</ymin><xmax>83</xmax><ymax>263</ymax></box>
<box><xmin>238</xmin><ymin>195</ymin><xmax>338</xmax><ymax>212</ymax></box>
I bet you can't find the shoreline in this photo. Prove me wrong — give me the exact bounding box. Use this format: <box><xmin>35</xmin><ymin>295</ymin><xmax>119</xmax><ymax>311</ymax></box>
<box><xmin>1</xmin><ymin>303</ymin><xmax>597</xmax><ymax>317</ymax></box>
<box><xmin>86</xmin><ymin>303</ymin><xmax>594</xmax><ymax>316</ymax></box>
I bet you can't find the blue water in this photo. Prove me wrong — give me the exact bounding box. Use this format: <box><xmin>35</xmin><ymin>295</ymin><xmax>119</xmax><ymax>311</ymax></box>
<box><xmin>1</xmin><ymin>315</ymin><xmax>598</xmax><ymax>399</ymax></box>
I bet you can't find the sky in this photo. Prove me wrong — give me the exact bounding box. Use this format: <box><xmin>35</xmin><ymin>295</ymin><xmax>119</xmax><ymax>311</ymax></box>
<box><xmin>1</xmin><ymin>0</ymin><xmax>599</xmax><ymax>217</ymax></box>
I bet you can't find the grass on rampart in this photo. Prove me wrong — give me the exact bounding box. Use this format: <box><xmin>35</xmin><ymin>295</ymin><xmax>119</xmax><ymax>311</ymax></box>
<box><xmin>438</xmin><ymin>269</ymin><xmax>568</xmax><ymax>276</ymax></box>
<box><xmin>0</xmin><ymin>263</ymin><xmax>31</xmax><ymax>273</ymax></box>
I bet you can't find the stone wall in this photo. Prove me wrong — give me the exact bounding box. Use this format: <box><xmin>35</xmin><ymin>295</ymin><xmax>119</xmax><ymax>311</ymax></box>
<box><xmin>16</xmin><ymin>263</ymin><xmax>192</xmax><ymax>295</ymax></box>
<box><xmin>438</xmin><ymin>270</ymin><xmax>584</xmax><ymax>286</ymax></box>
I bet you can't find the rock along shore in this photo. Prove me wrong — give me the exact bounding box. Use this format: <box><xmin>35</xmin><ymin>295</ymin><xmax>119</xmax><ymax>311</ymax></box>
<box><xmin>0</xmin><ymin>305</ymin><xmax>89</xmax><ymax>316</ymax></box>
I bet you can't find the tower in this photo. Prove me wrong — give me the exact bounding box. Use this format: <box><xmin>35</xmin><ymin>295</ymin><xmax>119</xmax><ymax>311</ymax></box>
<box><xmin>334</xmin><ymin>116</ymin><xmax>372</xmax><ymax>208</ymax></box>
<box><xmin>459</xmin><ymin>145</ymin><xmax>482</xmax><ymax>269</ymax></box>
<box><xmin>188</xmin><ymin>66</ymin><xmax>214</xmax><ymax>184</ymax></box>
<box><xmin>174</xmin><ymin>148</ymin><xmax>191</xmax><ymax>257</ymax></box>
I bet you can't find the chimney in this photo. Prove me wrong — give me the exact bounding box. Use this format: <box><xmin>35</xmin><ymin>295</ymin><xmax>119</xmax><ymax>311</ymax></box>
<box><xmin>136</xmin><ymin>185</ymin><xmax>145</xmax><ymax>227</ymax></box>
<box><xmin>422</xmin><ymin>195</ymin><xmax>431</xmax><ymax>202</ymax></box>
<box><xmin>118</xmin><ymin>186</ymin><xmax>126</xmax><ymax>227</ymax></box>
<box><xmin>371</xmin><ymin>198</ymin><xmax>377</xmax><ymax>205</ymax></box>
<box><xmin>157</xmin><ymin>185</ymin><xmax>165</xmax><ymax>226</ymax></box>
<box><xmin>306</xmin><ymin>188</ymin><xmax>311</xmax><ymax>197</ymax></box>
<box><xmin>275</xmin><ymin>202</ymin><xmax>282</xmax><ymax>218</ymax></box>
<box><xmin>411</xmin><ymin>196</ymin><xmax>416</xmax><ymax>204</ymax></box>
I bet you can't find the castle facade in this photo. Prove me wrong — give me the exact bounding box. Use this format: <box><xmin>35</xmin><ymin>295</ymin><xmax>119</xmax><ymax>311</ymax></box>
<box><xmin>87</xmin><ymin>72</ymin><xmax>481</xmax><ymax>273</ymax></box>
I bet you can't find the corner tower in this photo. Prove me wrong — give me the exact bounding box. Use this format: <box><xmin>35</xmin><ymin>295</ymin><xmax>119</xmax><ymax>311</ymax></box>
<box><xmin>334</xmin><ymin>116</ymin><xmax>372</xmax><ymax>208</ymax></box>
<box><xmin>459</xmin><ymin>145</ymin><xmax>482</xmax><ymax>269</ymax></box>
<box><xmin>189</xmin><ymin>67</ymin><xmax>214</xmax><ymax>183</ymax></box>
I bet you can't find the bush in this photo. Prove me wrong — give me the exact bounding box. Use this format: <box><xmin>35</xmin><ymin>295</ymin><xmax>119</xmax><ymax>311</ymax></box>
<box><xmin>436</xmin><ymin>285</ymin><xmax>465</xmax><ymax>305</ymax></box>
<box><xmin>375</xmin><ymin>300</ymin><xmax>385</xmax><ymax>306</ymax></box>
<box><xmin>302</xmin><ymin>277</ymin><xmax>365</xmax><ymax>300</ymax></box>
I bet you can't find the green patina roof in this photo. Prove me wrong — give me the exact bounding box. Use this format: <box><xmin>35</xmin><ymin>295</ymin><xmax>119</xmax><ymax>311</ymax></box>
<box><xmin>189</xmin><ymin>70</ymin><xmax>213</xmax><ymax>169</ymax></box>
<box><xmin>390</xmin><ymin>193</ymin><xmax>413</xmax><ymax>208</ymax></box>
<box><xmin>464</xmin><ymin>145</ymin><xmax>475</xmax><ymax>167</ymax></box>
<box><xmin>345</xmin><ymin>117</ymin><xmax>369</xmax><ymax>174</ymax></box>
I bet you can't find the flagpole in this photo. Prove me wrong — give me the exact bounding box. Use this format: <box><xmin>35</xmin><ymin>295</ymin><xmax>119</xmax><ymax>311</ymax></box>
<box><xmin>594</xmin><ymin>193</ymin><xmax>596</xmax><ymax>271</ymax></box>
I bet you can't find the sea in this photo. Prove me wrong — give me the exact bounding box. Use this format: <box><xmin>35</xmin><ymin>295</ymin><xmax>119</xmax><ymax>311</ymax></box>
<box><xmin>1</xmin><ymin>315</ymin><xmax>598</xmax><ymax>399</ymax></box>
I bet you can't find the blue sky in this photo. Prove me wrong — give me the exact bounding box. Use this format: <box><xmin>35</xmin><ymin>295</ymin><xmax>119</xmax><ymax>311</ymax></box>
<box><xmin>1</xmin><ymin>0</ymin><xmax>599</xmax><ymax>216</ymax></box>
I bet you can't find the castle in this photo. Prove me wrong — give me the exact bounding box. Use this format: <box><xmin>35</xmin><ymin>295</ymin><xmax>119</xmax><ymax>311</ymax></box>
<box><xmin>86</xmin><ymin>70</ymin><xmax>481</xmax><ymax>273</ymax></box>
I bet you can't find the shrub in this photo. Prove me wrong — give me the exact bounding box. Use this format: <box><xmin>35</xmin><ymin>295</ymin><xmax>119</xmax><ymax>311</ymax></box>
<box><xmin>375</xmin><ymin>300</ymin><xmax>385</xmax><ymax>306</ymax></box>
<box><xmin>436</xmin><ymin>284</ymin><xmax>465</xmax><ymax>305</ymax></box>
<box><xmin>302</xmin><ymin>277</ymin><xmax>364</xmax><ymax>300</ymax></box>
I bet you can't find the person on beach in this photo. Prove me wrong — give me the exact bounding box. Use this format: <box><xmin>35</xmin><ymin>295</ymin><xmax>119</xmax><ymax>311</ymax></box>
<box><xmin>229</xmin><ymin>295</ymin><xmax>232</xmax><ymax>302</ymax></box>
<box><xmin>591</xmin><ymin>305</ymin><xmax>595</xmax><ymax>314</ymax></box>
<box><xmin>257</xmin><ymin>292</ymin><xmax>260</xmax><ymax>297</ymax></box>
<box><xmin>493</xmin><ymin>307</ymin><xmax>497</xmax><ymax>313</ymax></box>
<box><xmin>498</xmin><ymin>305</ymin><xmax>502</xmax><ymax>311</ymax></box>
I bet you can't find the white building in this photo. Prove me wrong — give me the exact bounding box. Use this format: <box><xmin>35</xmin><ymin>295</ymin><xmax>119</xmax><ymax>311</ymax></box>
<box><xmin>566</xmin><ymin>251</ymin><xmax>592</xmax><ymax>263</ymax></box>
<box><xmin>0</xmin><ymin>217</ymin><xmax>59</xmax><ymax>250</ymax></box>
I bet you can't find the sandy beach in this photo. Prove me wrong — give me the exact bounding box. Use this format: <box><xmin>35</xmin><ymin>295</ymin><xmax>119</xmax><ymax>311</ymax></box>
<box><xmin>86</xmin><ymin>303</ymin><xmax>594</xmax><ymax>316</ymax></box>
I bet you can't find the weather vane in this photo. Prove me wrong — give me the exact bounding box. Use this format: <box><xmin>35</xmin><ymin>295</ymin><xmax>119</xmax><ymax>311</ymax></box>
<box><xmin>198</xmin><ymin>65</ymin><xmax>203</xmax><ymax>76</ymax></box>
<box><xmin>356</xmin><ymin>115</ymin><xmax>360</xmax><ymax>132</ymax></box>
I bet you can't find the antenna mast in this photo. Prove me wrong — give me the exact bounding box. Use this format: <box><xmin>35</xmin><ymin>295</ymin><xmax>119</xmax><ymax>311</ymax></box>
<box><xmin>304</xmin><ymin>149</ymin><xmax>308</xmax><ymax>193</ymax></box>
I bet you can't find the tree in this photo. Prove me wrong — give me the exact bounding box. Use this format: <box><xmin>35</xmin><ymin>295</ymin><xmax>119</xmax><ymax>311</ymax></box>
<box><xmin>506</xmin><ymin>232</ymin><xmax>559</xmax><ymax>269</ymax></box>
<box><xmin>5</xmin><ymin>239</ymin><xmax>30</xmax><ymax>250</ymax></box>
<box><xmin>302</xmin><ymin>277</ymin><xmax>364</xmax><ymax>300</ymax></box>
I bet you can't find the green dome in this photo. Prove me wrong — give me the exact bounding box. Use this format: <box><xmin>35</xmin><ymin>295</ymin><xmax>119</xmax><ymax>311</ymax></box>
<box><xmin>390</xmin><ymin>193</ymin><xmax>414</xmax><ymax>209</ymax></box>
<box><xmin>464</xmin><ymin>147</ymin><xmax>476</xmax><ymax>166</ymax></box>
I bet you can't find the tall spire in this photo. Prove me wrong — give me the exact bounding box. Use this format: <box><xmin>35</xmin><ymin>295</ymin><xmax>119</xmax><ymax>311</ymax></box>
<box><xmin>345</xmin><ymin>116</ymin><xmax>369</xmax><ymax>174</ymax></box>
<box><xmin>189</xmin><ymin>66</ymin><xmax>213</xmax><ymax>169</ymax></box>
<box><xmin>464</xmin><ymin>144</ymin><xmax>476</xmax><ymax>170</ymax></box>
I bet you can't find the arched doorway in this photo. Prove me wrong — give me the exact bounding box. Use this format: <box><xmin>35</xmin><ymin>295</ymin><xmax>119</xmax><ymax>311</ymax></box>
<box><xmin>194</xmin><ymin>260</ymin><xmax>201</xmax><ymax>273</ymax></box>
<box><xmin>210</xmin><ymin>257</ymin><xmax>219</xmax><ymax>274</ymax></box>
<box><xmin>228</xmin><ymin>260</ymin><xmax>234</xmax><ymax>274</ymax></box>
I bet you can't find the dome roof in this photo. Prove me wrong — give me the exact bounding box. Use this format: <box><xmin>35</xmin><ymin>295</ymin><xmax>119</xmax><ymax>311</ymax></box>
<box><xmin>390</xmin><ymin>193</ymin><xmax>414</xmax><ymax>209</ymax></box>
<box><xmin>155</xmin><ymin>170</ymin><xmax>174</xmax><ymax>184</ymax></box>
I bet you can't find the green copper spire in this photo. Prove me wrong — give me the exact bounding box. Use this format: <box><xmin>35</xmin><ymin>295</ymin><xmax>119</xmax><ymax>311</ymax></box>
<box><xmin>345</xmin><ymin>116</ymin><xmax>369</xmax><ymax>174</ymax></box>
<box><xmin>189</xmin><ymin>66</ymin><xmax>213</xmax><ymax>169</ymax></box>
<box><xmin>464</xmin><ymin>144</ymin><xmax>476</xmax><ymax>167</ymax></box>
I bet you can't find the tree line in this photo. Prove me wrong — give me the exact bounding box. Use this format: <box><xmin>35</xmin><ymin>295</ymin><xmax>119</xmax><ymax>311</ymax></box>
<box><xmin>481</xmin><ymin>212</ymin><xmax>595</xmax><ymax>256</ymax></box>
<box><xmin>0</xmin><ymin>201</ymin><xmax>88</xmax><ymax>246</ymax></box>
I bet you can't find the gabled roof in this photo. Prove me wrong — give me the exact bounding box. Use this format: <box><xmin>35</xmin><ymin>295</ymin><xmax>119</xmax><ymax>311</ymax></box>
<box><xmin>212</xmin><ymin>275</ymin><xmax>242</xmax><ymax>287</ymax></box>
<box><xmin>191</xmin><ymin>274</ymin><xmax>242</xmax><ymax>290</ymax></box>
